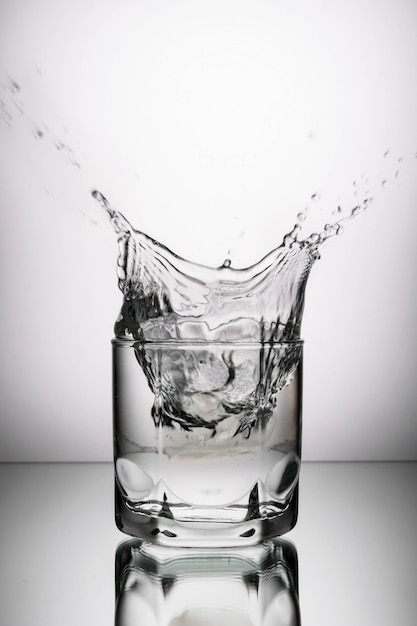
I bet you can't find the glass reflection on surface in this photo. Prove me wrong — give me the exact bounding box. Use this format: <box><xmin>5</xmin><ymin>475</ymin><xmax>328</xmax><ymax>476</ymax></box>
<box><xmin>115</xmin><ymin>538</ymin><xmax>300</xmax><ymax>625</ymax></box>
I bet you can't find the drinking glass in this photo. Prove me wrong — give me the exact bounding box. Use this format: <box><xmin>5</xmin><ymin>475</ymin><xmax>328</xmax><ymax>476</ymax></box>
<box><xmin>113</xmin><ymin>338</ymin><xmax>302</xmax><ymax>545</ymax></box>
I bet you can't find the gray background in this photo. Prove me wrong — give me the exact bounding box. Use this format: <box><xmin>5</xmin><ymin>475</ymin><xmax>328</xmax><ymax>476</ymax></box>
<box><xmin>1</xmin><ymin>0</ymin><xmax>417</xmax><ymax>461</ymax></box>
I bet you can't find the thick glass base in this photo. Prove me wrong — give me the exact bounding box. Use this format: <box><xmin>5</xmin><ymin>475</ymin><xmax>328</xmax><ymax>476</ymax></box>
<box><xmin>115</xmin><ymin>484</ymin><xmax>298</xmax><ymax>547</ymax></box>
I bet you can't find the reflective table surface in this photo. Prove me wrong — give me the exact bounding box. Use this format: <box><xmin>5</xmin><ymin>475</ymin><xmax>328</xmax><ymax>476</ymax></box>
<box><xmin>0</xmin><ymin>462</ymin><xmax>415</xmax><ymax>625</ymax></box>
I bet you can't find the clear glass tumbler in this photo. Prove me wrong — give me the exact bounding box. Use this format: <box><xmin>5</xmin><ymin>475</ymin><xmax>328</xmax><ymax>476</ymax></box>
<box><xmin>100</xmin><ymin>163</ymin><xmax>311</xmax><ymax>546</ymax></box>
<box><xmin>113</xmin><ymin>338</ymin><xmax>302</xmax><ymax>546</ymax></box>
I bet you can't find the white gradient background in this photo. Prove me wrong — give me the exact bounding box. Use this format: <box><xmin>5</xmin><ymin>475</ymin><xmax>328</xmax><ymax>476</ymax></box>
<box><xmin>1</xmin><ymin>0</ymin><xmax>417</xmax><ymax>461</ymax></box>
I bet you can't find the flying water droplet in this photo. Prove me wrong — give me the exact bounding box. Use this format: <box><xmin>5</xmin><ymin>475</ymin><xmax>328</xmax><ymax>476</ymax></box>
<box><xmin>0</xmin><ymin>107</ymin><xmax>11</xmax><ymax>128</ymax></box>
<box><xmin>92</xmin><ymin>189</ymin><xmax>106</xmax><ymax>204</ymax></box>
<box><xmin>222</xmin><ymin>258</ymin><xmax>232</xmax><ymax>268</ymax></box>
<box><xmin>33</xmin><ymin>128</ymin><xmax>44</xmax><ymax>139</ymax></box>
<box><xmin>9</xmin><ymin>80</ymin><xmax>20</xmax><ymax>95</ymax></box>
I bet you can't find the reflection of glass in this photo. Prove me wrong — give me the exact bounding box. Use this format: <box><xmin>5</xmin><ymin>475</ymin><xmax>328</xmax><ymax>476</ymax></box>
<box><xmin>115</xmin><ymin>538</ymin><xmax>301</xmax><ymax>626</ymax></box>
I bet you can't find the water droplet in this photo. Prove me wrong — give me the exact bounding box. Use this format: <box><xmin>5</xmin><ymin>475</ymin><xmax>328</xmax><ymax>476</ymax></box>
<box><xmin>92</xmin><ymin>190</ymin><xmax>109</xmax><ymax>209</ymax></box>
<box><xmin>296</xmin><ymin>212</ymin><xmax>306</xmax><ymax>222</ymax></box>
<box><xmin>9</xmin><ymin>80</ymin><xmax>20</xmax><ymax>95</ymax></box>
<box><xmin>222</xmin><ymin>258</ymin><xmax>231</xmax><ymax>268</ymax></box>
<box><xmin>0</xmin><ymin>114</ymin><xmax>11</xmax><ymax>128</ymax></box>
<box><xmin>33</xmin><ymin>128</ymin><xmax>44</xmax><ymax>139</ymax></box>
<box><xmin>384</xmin><ymin>149</ymin><xmax>390</xmax><ymax>158</ymax></box>
<box><xmin>12</xmin><ymin>97</ymin><xmax>24</xmax><ymax>115</ymax></box>
<box><xmin>395</xmin><ymin>170</ymin><xmax>400</xmax><ymax>178</ymax></box>
<box><xmin>381</xmin><ymin>179</ymin><xmax>387</xmax><ymax>189</ymax></box>
<box><xmin>311</xmin><ymin>193</ymin><xmax>320</xmax><ymax>202</ymax></box>
<box><xmin>351</xmin><ymin>206</ymin><xmax>361</xmax><ymax>217</ymax></box>
<box><xmin>337</xmin><ymin>205</ymin><xmax>343</xmax><ymax>214</ymax></box>
<box><xmin>336</xmin><ymin>224</ymin><xmax>344</xmax><ymax>236</ymax></box>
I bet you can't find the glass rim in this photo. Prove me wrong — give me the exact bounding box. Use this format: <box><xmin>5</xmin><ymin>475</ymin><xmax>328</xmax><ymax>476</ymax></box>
<box><xmin>111</xmin><ymin>338</ymin><xmax>304</xmax><ymax>347</ymax></box>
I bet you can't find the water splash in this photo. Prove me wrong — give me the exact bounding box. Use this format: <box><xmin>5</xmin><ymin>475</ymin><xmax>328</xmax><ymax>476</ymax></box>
<box><xmin>92</xmin><ymin>185</ymin><xmax>373</xmax><ymax>343</ymax></box>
